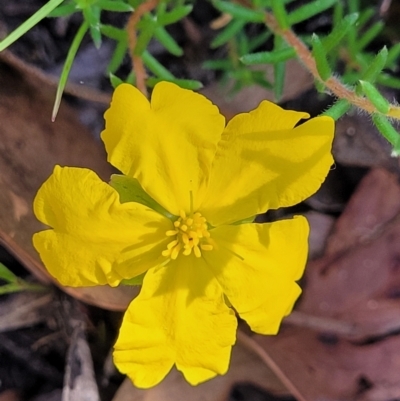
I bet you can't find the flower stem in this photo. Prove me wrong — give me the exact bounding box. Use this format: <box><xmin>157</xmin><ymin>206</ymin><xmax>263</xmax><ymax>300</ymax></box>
<box><xmin>126</xmin><ymin>0</ymin><xmax>159</xmax><ymax>97</ymax></box>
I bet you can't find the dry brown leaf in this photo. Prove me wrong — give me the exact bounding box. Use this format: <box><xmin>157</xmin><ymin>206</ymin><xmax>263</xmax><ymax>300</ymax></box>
<box><xmin>0</xmin><ymin>51</ymin><xmax>136</xmax><ymax>311</ymax></box>
<box><xmin>111</xmin><ymin>341</ymin><xmax>289</xmax><ymax>401</ymax></box>
<box><xmin>250</xmin><ymin>168</ymin><xmax>400</xmax><ymax>400</ymax></box>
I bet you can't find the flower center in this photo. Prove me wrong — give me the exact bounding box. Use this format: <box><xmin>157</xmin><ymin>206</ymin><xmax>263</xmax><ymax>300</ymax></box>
<box><xmin>161</xmin><ymin>210</ymin><xmax>213</xmax><ymax>260</ymax></box>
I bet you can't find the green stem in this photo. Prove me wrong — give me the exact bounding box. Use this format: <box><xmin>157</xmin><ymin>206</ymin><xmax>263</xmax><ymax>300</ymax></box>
<box><xmin>52</xmin><ymin>20</ymin><xmax>90</xmax><ymax>121</ymax></box>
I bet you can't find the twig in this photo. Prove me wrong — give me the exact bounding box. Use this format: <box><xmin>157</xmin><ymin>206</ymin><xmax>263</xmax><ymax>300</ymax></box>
<box><xmin>126</xmin><ymin>0</ymin><xmax>159</xmax><ymax>97</ymax></box>
<box><xmin>237</xmin><ymin>330</ymin><xmax>309</xmax><ymax>401</ymax></box>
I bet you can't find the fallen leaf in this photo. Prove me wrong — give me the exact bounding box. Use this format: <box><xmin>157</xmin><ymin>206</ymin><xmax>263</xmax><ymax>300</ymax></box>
<box><xmin>0</xmin><ymin>51</ymin><xmax>136</xmax><ymax>310</ymax></box>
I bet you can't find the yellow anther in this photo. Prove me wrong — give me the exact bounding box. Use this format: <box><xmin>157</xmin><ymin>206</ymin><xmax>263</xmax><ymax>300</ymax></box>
<box><xmin>161</xmin><ymin>211</ymin><xmax>214</xmax><ymax>260</ymax></box>
<box><xmin>194</xmin><ymin>245</ymin><xmax>201</xmax><ymax>258</ymax></box>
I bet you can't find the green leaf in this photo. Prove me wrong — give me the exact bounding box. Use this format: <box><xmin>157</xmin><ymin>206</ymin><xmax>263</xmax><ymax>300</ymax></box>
<box><xmin>271</xmin><ymin>0</ymin><xmax>289</xmax><ymax>29</ymax></box>
<box><xmin>0</xmin><ymin>0</ymin><xmax>64</xmax><ymax>52</ymax></box>
<box><xmin>322</xmin><ymin>99</ymin><xmax>351</xmax><ymax>120</ymax></box>
<box><xmin>146</xmin><ymin>77</ymin><xmax>203</xmax><ymax>90</ymax></box>
<box><xmin>386</xmin><ymin>43</ymin><xmax>400</xmax><ymax>68</ymax></box>
<box><xmin>287</xmin><ymin>0</ymin><xmax>336</xmax><ymax>25</ymax></box>
<box><xmin>154</xmin><ymin>26</ymin><xmax>183</xmax><ymax>56</ymax></box>
<box><xmin>361</xmin><ymin>46</ymin><xmax>388</xmax><ymax>83</ymax></box>
<box><xmin>311</xmin><ymin>33</ymin><xmax>331</xmax><ymax>81</ymax></box>
<box><xmin>248</xmin><ymin>30</ymin><xmax>271</xmax><ymax>52</ymax></box>
<box><xmin>48</xmin><ymin>3</ymin><xmax>77</xmax><ymax>17</ymax></box>
<box><xmin>240</xmin><ymin>47</ymin><xmax>295</xmax><ymax>65</ymax></box>
<box><xmin>83</xmin><ymin>5</ymin><xmax>102</xmax><ymax>48</ymax></box>
<box><xmin>52</xmin><ymin>21</ymin><xmax>89</xmax><ymax>121</ymax></box>
<box><xmin>107</xmin><ymin>37</ymin><xmax>127</xmax><ymax>73</ymax></box>
<box><xmin>355</xmin><ymin>21</ymin><xmax>384</xmax><ymax>52</ymax></box>
<box><xmin>109</xmin><ymin>72</ymin><xmax>124</xmax><ymax>88</ymax></box>
<box><xmin>212</xmin><ymin>0</ymin><xmax>265</xmax><ymax>23</ymax></box>
<box><xmin>372</xmin><ymin>114</ymin><xmax>400</xmax><ymax>155</ymax></box>
<box><xmin>100</xmin><ymin>24</ymin><xmax>126</xmax><ymax>40</ymax></box>
<box><xmin>157</xmin><ymin>5</ymin><xmax>193</xmax><ymax>25</ymax></box>
<box><xmin>322</xmin><ymin>13</ymin><xmax>358</xmax><ymax>52</ymax></box>
<box><xmin>110</xmin><ymin>174</ymin><xmax>175</xmax><ymax>219</ymax></box>
<box><xmin>273</xmin><ymin>35</ymin><xmax>286</xmax><ymax>101</ymax></box>
<box><xmin>134</xmin><ymin>16</ymin><xmax>157</xmax><ymax>55</ymax></box>
<box><xmin>359</xmin><ymin>80</ymin><xmax>390</xmax><ymax>114</ymax></box>
<box><xmin>377</xmin><ymin>74</ymin><xmax>400</xmax><ymax>90</ymax></box>
<box><xmin>203</xmin><ymin>59</ymin><xmax>232</xmax><ymax>70</ymax></box>
<box><xmin>211</xmin><ymin>19</ymin><xmax>246</xmax><ymax>48</ymax></box>
<box><xmin>0</xmin><ymin>263</ymin><xmax>17</xmax><ymax>283</ymax></box>
<box><xmin>97</xmin><ymin>0</ymin><xmax>133</xmax><ymax>12</ymax></box>
<box><xmin>142</xmin><ymin>50</ymin><xmax>174</xmax><ymax>79</ymax></box>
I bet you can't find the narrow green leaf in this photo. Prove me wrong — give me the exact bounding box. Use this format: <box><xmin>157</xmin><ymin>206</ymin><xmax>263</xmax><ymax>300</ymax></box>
<box><xmin>372</xmin><ymin>114</ymin><xmax>400</xmax><ymax>155</ymax></box>
<box><xmin>147</xmin><ymin>77</ymin><xmax>203</xmax><ymax>90</ymax></box>
<box><xmin>157</xmin><ymin>5</ymin><xmax>193</xmax><ymax>25</ymax></box>
<box><xmin>142</xmin><ymin>50</ymin><xmax>174</xmax><ymax>79</ymax></box>
<box><xmin>203</xmin><ymin>59</ymin><xmax>232</xmax><ymax>70</ymax></box>
<box><xmin>110</xmin><ymin>174</ymin><xmax>175</xmax><ymax>219</ymax></box>
<box><xmin>48</xmin><ymin>3</ymin><xmax>77</xmax><ymax>17</ymax></box>
<box><xmin>0</xmin><ymin>263</ymin><xmax>17</xmax><ymax>283</ymax></box>
<box><xmin>361</xmin><ymin>46</ymin><xmax>388</xmax><ymax>83</ymax></box>
<box><xmin>134</xmin><ymin>17</ymin><xmax>157</xmax><ymax>55</ymax></box>
<box><xmin>100</xmin><ymin>24</ymin><xmax>126</xmax><ymax>40</ymax></box>
<box><xmin>348</xmin><ymin>0</ymin><xmax>359</xmax><ymax>14</ymax></box>
<box><xmin>212</xmin><ymin>0</ymin><xmax>265</xmax><ymax>23</ymax></box>
<box><xmin>355</xmin><ymin>21</ymin><xmax>384</xmax><ymax>52</ymax></box>
<box><xmin>322</xmin><ymin>99</ymin><xmax>351</xmax><ymax>120</ymax></box>
<box><xmin>0</xmin><ymin>0</ymin><xmax>64</xmax><ymax>52</ymax></box>
<box><xmin>154</xmin><ymin>26</ymin><xmax>183</xmax><ymax>56</ymax></box>
<box><xmin>96</xmin><ymin>0</ymin><xmax>133</xmax><ymax>12</ymax></box>
<box><xmin>271</xmin><ymin>0</ymin><xmax>289</xmax><ymax>29</ymax></box>
<box><xmin>386</xmin><ymin>43</ymin><xmax>400</xmax><ymax>68</ymax></box>
<box><xmin>240</xmin><ymin>47</ymin><xmax>295</xmax><ymax>65</ymax></box>
<box><xmin>52</xmin><ymin>21</ymin><xmax>89</xmax><ymax>121</ymax></box>
<box><xmin>107</xmin><ymin>37</ymin><xmax>127</xmax><ymax>73</ymax></box>
<box><xmin>273</xmin><ymin>35</ymin><xmax>286</xmax><ymax>101</ymax></box>
<box><xmin>248</xmin><ymin>30</ymin><xmax>271</xmax><ymax>52</ymax></box>
<box><xmin>322</xmin><ymin>13</ymin><xmax>358</xmax><ymax>52</ymax></box>
<box><xmin>83</xmin><ymin>5</ymin><xmax>102</xmax><ymax>48</ymax></box>
<box><xmin>211</xmin><ymin>19</ymin><xmax>246</xmax><ymax>48</ymax></box>
<box><xmin>287</xmin><ymin>0</ymin><xmax>336</xmax><ymax>25</ymax></box>
<box><xmin>109</xmin><ymin>73</ymin><xmax>124</xmax><ymax>88</ymax></box>
<box><xmin>311</xmin><ymin>33</ymin><xmax>331</xmax><ymax>81</ymax></box>
<box><xmin>359</xmin><ymin>80</ymin><xmax>390</xmax><ymax>114</ymax></box>
<box><xmin>377</xmin><ymin>74</ymin><xmax>400</xmax><ymax>90</ymax></box>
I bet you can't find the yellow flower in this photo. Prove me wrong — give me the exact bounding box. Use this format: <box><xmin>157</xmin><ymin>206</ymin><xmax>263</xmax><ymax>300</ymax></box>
<box><xmin>33</xmin><ymin>82</ymin><xmax>334</xmax><ymax>388</ymax></box>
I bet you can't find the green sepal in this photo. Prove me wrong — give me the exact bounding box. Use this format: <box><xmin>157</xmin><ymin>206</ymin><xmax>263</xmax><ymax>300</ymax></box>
<box><xmin>109</xmin><ymin>73</ymin><xmax>124</xmax><ymax>88</ymax></box>
<box><xmin>110</xmin><ymin>174</ymin><xmax>175</xmax><ymax>219</ymax></box>
<box><xmin>232</xmin><ymin>216</ymin><xmax>255</xmax><ymax>225</ymax></box>
<box><xmin>311</xmin><ymin>33</ymin><xmax>331</xmax><ymax>81</ymax></box>
<box><xmin>121</xmin><ymin>272</ymin><xmax>146</xmax><ymax>286</ymax></box>
<box><xmin>359</xmin><ymin>80</ymin><xmax>390</xmax><ymax>114</ymax></box>
<box><xmin>372</xmin><ymin>114</ymin><xmax>400</xmax><ymax>155</ymax></box>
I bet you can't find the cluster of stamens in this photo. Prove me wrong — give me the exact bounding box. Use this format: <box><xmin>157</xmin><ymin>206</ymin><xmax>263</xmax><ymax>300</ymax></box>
<box><xmin>161</xmin><ymin>210</ymin><xmax>213</xmax><ymax>260</ymax></box>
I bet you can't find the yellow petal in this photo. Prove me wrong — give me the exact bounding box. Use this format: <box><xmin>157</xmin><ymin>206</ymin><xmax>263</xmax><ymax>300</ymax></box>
<box><xmin>113</xmin><ymin>257</ymin><xmax>237</xmax><ymax>388</ymax></box>
<box><xmin>203</xmin><ymin>216</ymin><xmax>309</xmax><ymax>334</ymax></box>
<box><xmin>200</xmin><ymin>101</ymin><xmax>334</xmax><ymax>225</ymax></box>
<box><xmin>33</xmin><ymin>166</ymin><xmax>171</xmax><ymax>287</ymax></box>
<box><xmin>101</xmin><ymin>82</ymin><xmax>225</xmax><ymax>215</ymax></box>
